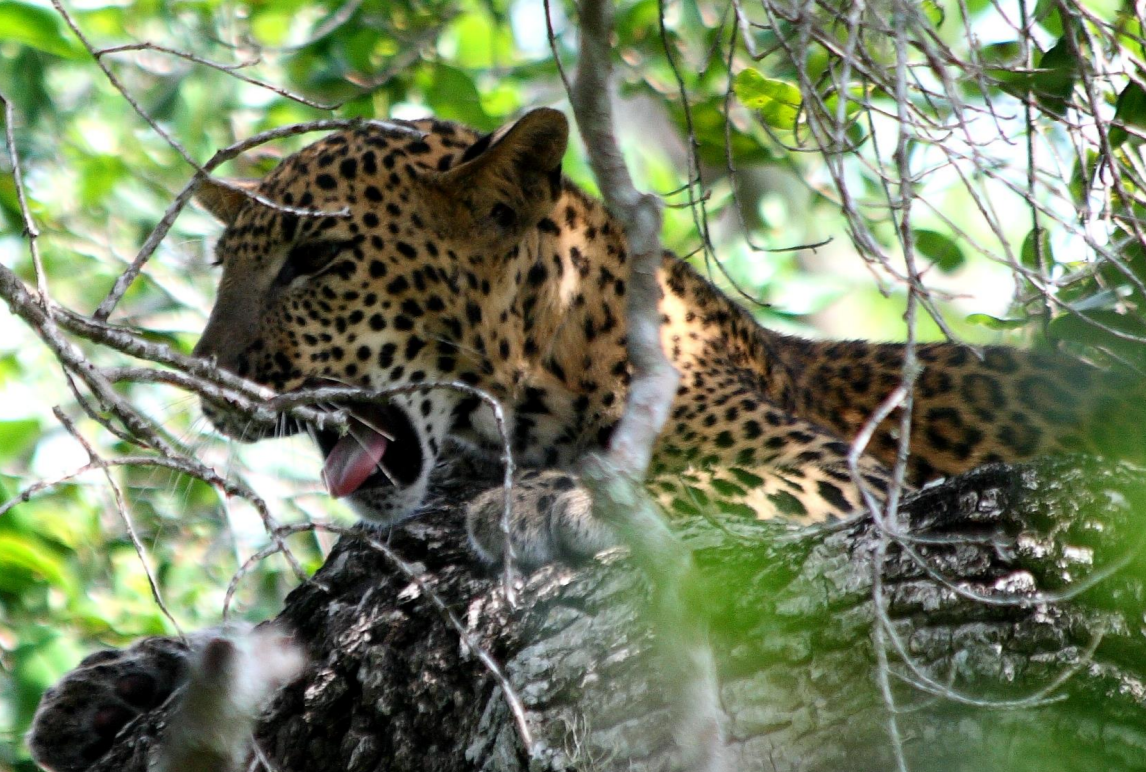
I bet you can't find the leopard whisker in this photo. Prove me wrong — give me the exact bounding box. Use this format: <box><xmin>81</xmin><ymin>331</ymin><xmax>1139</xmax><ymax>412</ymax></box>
<box><xmin>307</xmin><ymin>401</ymin><xmax>399</xmax><ymax>487</ymax></box>
<box><xmin>343</xmin><ymin>422</ymin><xmax>399</xmax><ymax>487</ymax></box>
<box><xmin>315</xmin><ymin>396</ymin><xmax>396</xmax><ymax>443</ymax></box>
<box><xmin>347</xmin><ymin>412</ymin><xmax>397</xmax><ymax>444</ymax></box>
<box><xmin>427</xmin><ymin>333</ymin><xmax>486</xmax><ymax>365</ymax></box>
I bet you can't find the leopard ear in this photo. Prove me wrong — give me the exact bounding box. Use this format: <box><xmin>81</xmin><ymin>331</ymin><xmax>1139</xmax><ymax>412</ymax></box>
<box><xmin>435</xmin><ymin>108</ymin><xmax>568</xmax><ymax>235</ymax></box>
<box><xmin>195</xmin><ymin>177</ymin><xmax>260</xmax><ymax>225</ymax></box>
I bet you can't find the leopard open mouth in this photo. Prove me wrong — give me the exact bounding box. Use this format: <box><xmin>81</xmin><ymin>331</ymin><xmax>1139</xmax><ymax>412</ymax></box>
<box><xmin>312</xmin><ymin>402</ymin><xmax>423</xmax><ymax>498</ymax></box>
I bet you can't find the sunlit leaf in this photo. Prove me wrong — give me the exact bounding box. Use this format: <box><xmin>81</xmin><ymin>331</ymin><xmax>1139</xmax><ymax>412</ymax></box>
<box><xmin>733</xmin><ymin>70</ymin><xmax>801</xmax><ymax>131</ymax></box>
<box><xmin>0</xmin><ymin>1</ymin><xmax>83</xmax><ymax>59</ymax></box>
<box><xmin>448</xmin><ymin>12</ymin><xmax>515</xmax><ymax>69</ymax></box>
<box><xmin>921</xmin><ymin>0</ymin><xmax>945</xmax><ymax>27</ymax></box>
<box><xmin>1033</xmin><ymin>0</ymin><xmax>1064</xmax><ymax>36</ymax></box>
<box><xmin>422</xmin><ymin>64</ymin><xmax>491</xmax><ymax>129</ymax></box>
<box><xmin>78</xmin><ymin>155</ymin><xmax>128</xmax><ymax>207</ymax></box>
<box><xmin>966</xmin><ymin>313</ymin><xmax>1030</xmax><ymax>330</ymax></box>
<box><xmin>250</xmin><ymin>9</ymin><xmax>294</xmax><ymax>46</ymax></box>
<box><xmin>0</xmin><ymin>418</ymin><xmax>41</xmax><ymax>462</ymax></box>
<box><xmin>1118</xmin><ymin>16</ymin><xmax>1145</xmax><ymax>59</ymax></box>
<box><xmin>0</xmin><ymin>533</ymin><xmax>72</xmax><ymax>592</ymax></box>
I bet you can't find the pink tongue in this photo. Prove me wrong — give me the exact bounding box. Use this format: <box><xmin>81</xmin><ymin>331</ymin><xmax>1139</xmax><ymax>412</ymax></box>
<box><xmin>322</xmin><ymin>429</ymin><xmax>388</xmax><ymax>498</ymax></box>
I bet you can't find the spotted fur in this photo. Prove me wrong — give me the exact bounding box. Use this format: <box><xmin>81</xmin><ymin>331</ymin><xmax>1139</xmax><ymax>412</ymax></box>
<box><xmin>191</xmin><ymin>108</ymin><xmax>1139</xmax><ymax>563</ymax></box>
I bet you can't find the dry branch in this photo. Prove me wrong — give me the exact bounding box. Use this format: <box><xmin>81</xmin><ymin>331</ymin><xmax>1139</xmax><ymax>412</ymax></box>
<box><xmin>568</xmin><ymin>1</ymin><xmax>727</xmax><ymax>768</ymax></box>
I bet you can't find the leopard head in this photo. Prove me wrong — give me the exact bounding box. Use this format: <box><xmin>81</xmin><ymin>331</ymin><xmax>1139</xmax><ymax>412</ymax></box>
<box><xmin>193</xmin><ymin>108</ymin><xmax>569</xmax><ymax>524</ymax></box>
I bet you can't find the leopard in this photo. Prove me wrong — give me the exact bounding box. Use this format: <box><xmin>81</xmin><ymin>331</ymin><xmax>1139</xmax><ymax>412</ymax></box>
<box><xmin>28</xmin><ymin>107</ymin><xmax>1142</xmax><ymax>772</ymax></box>
<box><xmin>186</xmin><ymin>106</ymin><xmax>1136</xmax><ymax>563</ymax></box>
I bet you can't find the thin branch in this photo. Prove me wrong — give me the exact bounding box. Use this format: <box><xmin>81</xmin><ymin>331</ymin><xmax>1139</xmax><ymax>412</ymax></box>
<box><xmin>97</xmin><ymin>43</ymin><xmax>337</xmax><ymax>110</ymax></box>
<box><xmin>0</xmin><ymin>90</ymin><xmax>48</xmax><ymax>301</ymax></box>
<box><xmin>92</xmin><ymin>119</ymin><xmax>419</xmax><ymax>321</ymax></box>
<box><xmin>571</xmin><ymin>0</ymin><xmax>677</xmax><ymax>479</ymax></box>
<box><xmin>52</xmin><ymin>407</ymin><xmax>183</xmax><ymax>636</ymax></box>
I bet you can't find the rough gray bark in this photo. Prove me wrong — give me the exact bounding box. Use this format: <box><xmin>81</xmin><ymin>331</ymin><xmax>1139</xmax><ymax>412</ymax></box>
<box><xmin>86</xmin><ymin>456</ymin><xmax>1146</xmax><ymax>772</ymax></box>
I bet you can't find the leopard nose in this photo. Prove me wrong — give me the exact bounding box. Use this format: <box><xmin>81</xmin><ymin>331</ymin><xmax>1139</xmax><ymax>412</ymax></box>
<box><xmin>193</xmin><ymin>290</ymin><xmax>261</xmax><ymax>372</ymax></box>
<box><xmin>192</xmin><ymin>322</ymin><xmax>238</xmax><ymax>371</ymax></box>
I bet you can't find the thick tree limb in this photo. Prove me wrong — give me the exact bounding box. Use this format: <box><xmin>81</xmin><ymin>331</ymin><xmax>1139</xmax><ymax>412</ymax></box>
<box><xmin>80</xmin><ymin>456</ymin><xmax>1146</xmax><ymax>772</ymax></box>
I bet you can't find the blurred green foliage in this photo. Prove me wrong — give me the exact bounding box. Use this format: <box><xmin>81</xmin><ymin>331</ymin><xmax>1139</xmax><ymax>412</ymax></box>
<box><xmin>1</xmin><ymin>0</ymin><xmax>1145</xmax><ymax>768</ymax></box>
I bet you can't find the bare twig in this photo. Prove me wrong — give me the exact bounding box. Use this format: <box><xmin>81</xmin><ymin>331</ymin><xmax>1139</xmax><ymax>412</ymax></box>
<box><xmin>0</xmin><ymin>90</ymin><xmax>48</xmax><ymax>301</ymax></box>
<box><xmin>97</xmin><ymin>43</ymin><xmax>337</xmax><ymax>110</ymax></box>
<box><xmin>92</xmin><ymin>119</ymin><xmax>421</xmax><ymax>321</ymax></box>
<box><xmin>52</xmin><ymin>407</ymin><xmax>184</xmax><ymax>636</ymax></box>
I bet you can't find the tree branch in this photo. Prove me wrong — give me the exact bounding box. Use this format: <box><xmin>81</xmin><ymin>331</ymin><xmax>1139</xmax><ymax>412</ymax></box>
<box><xmin>71</xmin><ymin>456</ymin><xmax>1146</xmax><ymax>772</ymax></box>
<box><xmin>566</xmin><ymin>2</ymin><xmax>727</xmax><ymax>768</ymax></box>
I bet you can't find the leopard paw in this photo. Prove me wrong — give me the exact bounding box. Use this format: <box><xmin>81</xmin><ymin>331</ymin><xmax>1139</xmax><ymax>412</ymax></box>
<box><xmin>28</xmin><ymin>636</ymin><xmax>192</xmax><ymax>772</ymax></box>
<box><xmin>157</xmin><ymin>625</ymin><xmax>305</xmax><ymax>772</ymax></box>
<box><xmin>465</xmin><ymin>469</ymin><xmax>618</xmax><ymax>569</ymax></box>
<box><xmin>29</xmin><ymin>627</ymin><xmax>305</xmax><ymax>772</ymax></box>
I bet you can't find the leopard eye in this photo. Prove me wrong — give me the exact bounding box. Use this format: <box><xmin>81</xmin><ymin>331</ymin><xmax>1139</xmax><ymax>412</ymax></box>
<box><xmin>276</xmin><ymin>240</ymin><xmax>348</xmax><ymax>286</ymax></box>
<box><xmin>490</xmin><ymin>202</ymin><xmax>517</xmax><ymax>230</ymax></box>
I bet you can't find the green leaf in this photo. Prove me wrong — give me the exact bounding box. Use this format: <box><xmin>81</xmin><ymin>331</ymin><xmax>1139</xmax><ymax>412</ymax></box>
<box><xmin>1033</xmin><ymin>38</ymin><xmax>1076</xmax><ymax>117</ymax></box>
<box><xmin>338</xmin><ymin>93</ymin><xmax>376</xmax><ymax>121</ymax></box>
<box><xmin>0</xmin><ymin>418</ymin><xmax>41</xmax><ymax>463</ymax></box>
<box><xmin>0</xmin><ymin>1</ymin><xmax>82</xmax><ymax>59</ymax></box>
<box><xmin>1033</xmin><ymin>0</ymin><xmax>1063</xmax><ymax>35</ymax></box>
<box><xmin>980</xmin><ymin>41</ymin><xmax>1037</xmax><ymax>99</ymax></box>
<box><xmin>823</xmin><ymin>87</ymin><xmax>866</xmax><ymax>121</ymax></box>
<box><xmin>75</xmin><ymin>6</ymin><xmax>128</xmax><ymax>38</ymax></box>
<box><xmin>1111</xmin><ymin>81</ymin><xmax>1146</xmax><ymax>147</ymax></box>
<box><xmin>448</xmin><ymin>12</ymin><xmax>515</xmax><ymax>69</ymax></box>
<box><xmin>980</xmin><ymin>41</ymin><xmax>1022</xmax><ymax>65</ymax></box>
<box><xmin>1118</xmin><ymin>16</ymin><xmax>1146</xmax><ymax>60</ymax></box>
<box><xmin>78</xmin><ymin>155</ymin><xmax>127</xmax><ymax>207</ymax></box>
<box><xmin>343</xmin><ymin>28</ymin><xmax>379</xmax><ymax>73</ymax></box>
<box><xmin>1068</xmin><ymin>149</ymin><xmax>1099</xmax><ymax>205</ymax></box>
<box><xmin>0</xmin><ymin>534</ymin><xmax>72</xmax><ymax>592</ymax></box>
<box><xmin>1020</xmin><ymin>228</ymin><xmax>1054</xmax><ymax>268</ymax></box>
<box><xmin>1048</xmin><ymin>309</ymin><xmax>1146</xmax><ymax>366</ymax></box>
<box><xmin>914</xmin><ymin>229</ymin><xmax>966</xmax><ymax>272</ymax></box>
<box><xmin>733</xmin><ymin>70</ymin><xmax>802</xmax><ymax>131</ymax></box>
<box><xmin>920</xmin><ymin>0</ymin><xmax>945</xmax><ymax>27</ymax></box>
<box><xmin>422</xmin><ymin>64</ymin><xmax>491</xmax><ymax>130</ymax></box>
<box><xmin>822</xmin><ymin>86</ymin><xmax>868</xmax><ymax>145</ymax></box>
<box><xmin>249</xmin><ymin>8</ymin><xmax>293</xmax><ymax>46</ymax></box>
<box><xmin>966</xmin><ymin>313</ymin><xmax>1030</xmax><ymax>330</ymax></box>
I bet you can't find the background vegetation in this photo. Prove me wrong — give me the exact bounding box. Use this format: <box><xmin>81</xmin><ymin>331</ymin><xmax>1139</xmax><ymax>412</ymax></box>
<box><xmin>2</xmin><ymin>0</ymin><xmax>1144</xmax><ymax>768</ymax></box>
